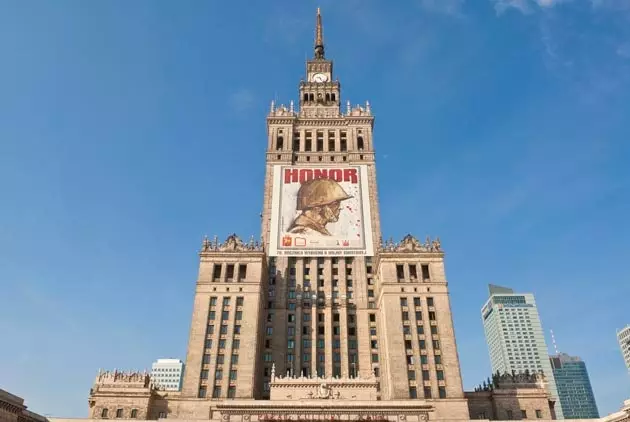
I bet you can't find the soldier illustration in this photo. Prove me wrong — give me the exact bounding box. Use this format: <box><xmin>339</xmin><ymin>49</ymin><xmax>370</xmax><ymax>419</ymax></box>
<box><xmin>287</xmin><ymin>178</ymin><xmax>352</xmax><ymax>236</ymax></box>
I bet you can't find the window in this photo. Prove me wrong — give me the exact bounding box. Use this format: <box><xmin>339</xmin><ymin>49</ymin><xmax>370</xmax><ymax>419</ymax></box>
<box><xmin>234</xmin><ymin>325</ymin><xmax>241</xmax><ymax>334</ymax></box>
<box><xmin>400</xmin><ymin>298</ymin><xmax>408</xmax><ymax>306</ymax></box>
<box><xmin>288</xmin><ymin>314</ymin><xmax>296</xmax><ymax>323</ymax></box>
<box><xmin>266</xmin><ymin>326</ymin><xmax>273</xmax><ymax>335</ymax></box>
<box><xmin>535</xmin><ymin>410</ymin><xmax>543</xmax><ymax>419</ymax></box>
<box><xmin>405</xmin><ymin>339</ymin><xmax>412</xmax><ymax>349</ymax></box>
<box><xmin>226</xmin><ymin>264</ymin><xmax>234</xmax><ymax>279</ymax></box>
<box><xmin>222</xmin><ymin>311</ymin><xmax>229</xmax><ymax>320</ymax></box>
<box><xmin>101</xmin><ymin>409</ymin><xmax>109</xmax><ymax>418</ymax></box>
<box><xmin>130</xmin><ymin>409</ymin><xmax>138</xmax><ymax>418</ymax></box>
<box><xmin>238</xmin><ymin>264</ymin><xmax>247</xmax><ymax>280</ymax></box>
<box><xmin>422</xmin><ymin>370</ymin><xmax>430</xmax><ymax>380</ymax></box>
<box><xmin>288</xmin><ymin>339</ymin><xmax>295</xmax><ymax>349</ymax></box>
<box><xmin>408</xmin><ymin>370</ymin><xmax>416</xmax><ymax>380</ymax></box>
<box><xmin>198</xmin><ymin>386</ymin><xmax>207</xmax><ymax>398</ymax></box>
<box><xmin>209</xmin><ymin>311</ymin><xmax>216</xmax><ymax>320</ymax></box>
<box><xmin>215</xmin><ymin>370</ymin><xmax>223</xmax><ymax>379</ymax></box>
<box><xmin>230</xmin><ymin>370</ymin><xmax>237</xmax><ymax>380</ymax></box>
<box><xmin>409</xmin><ymin>386</ymin><xmax>417</xmax><ymax>398</ymax></box>
<box><xmin>415</xmin><ymin>311</ymin><xmax>422</xmax><ymax>321</ymax></box>
<box><xmin>417</xmin><ymin>326</ymin><xmax>424</xmax><ymax>335</ymax></box>
<box><xmin>372</xmin><ymin>353</ymin><xmax>379</xmax><ymax>362</ymax></box>
<box><xmin>231</xmin><ymin>354</ymin><xmax>239</xmax><ymax>364</ymax></box>
<box><xmin>521</xmin><ymin>410</ymin><xmax>527</xmax><ymax>419</ymax></box>
<box><xmin>213</xmin><ymin>386</ymin><xmax>221</xmax><ymax>398</ymax></box>
<box><xmin>437</xmin><ymin>370</ymin><xmax>444</xmax><ymax>380</ymax></box>
<box><xmin>219</xmin><ymin>339</ymin><xmax>226</xmax><ymax>349</ymax></box>
<box><xmin>213</xmin><ymin>266</ymin><xmax>221</xmax><ymax>281</ymax></box>
<box><xmin>210</xmin><ymin>297</ymin><xmax>217</xmax><ymax>306</ymax></box>
<box><xmin>414</xmin><ymin>297</ymin><xmax>421</xmax><ymax>307</ymax></box>
<box><xmin>201</xmin><ymin>370</ymin><xmax>209</xmax><ymax>379</ymax></box>
<box><xmin>221</xmin><ymin>325</ymin><xmax>228</xmax><ymax>334</ymax></box>
<box><xmin>433</xmin><ymin>340</ymin><xmax>440</xmax><ymax>350</ymax></box>
<box><xmin>217</xmin><ymin>354</ymin><xmax>224</xmax><ymax>364</ymax></box>
<box><xmin>396</xmin><ymin>264</ymin><xmax>405</xmax><ymax>280</ymax></box>
<box><xmin>438</xmin><ymin>387</ymin><xmax>446</xmax><ymax>399</ymax></box>
<box><xmin>419</xmin><ymin>340</ymin><xmax>426</xmax><ymax>349</ymax></box>
<box><xmin>205</xmin><ymin>339</ymin><xmax>213</xmax><ymax>349</ymax></box>
<box><xmin>507</xmin><ymin>410</ymin><xmax>513</xmax><ymax>420</ymax></box>
<box><xmin>236</xmin><ymin>297</ymin><xmax>244</xmax><ymax>306</ymax></box>
<box><xmin>435</xmin><ymin>355</ymin><xmax>442</xmax><ymax>364</ymax></box>
<box><xmin>357</xmin><ymin>136</ymin><xmax>364</xmax><ymax>150</ymax></box>
<box><xmin>429</xmin><ymin>312</ymin><xmax>436</xmax><ymax>321</ymax></box>
<box><xmin>431</xmin><ymin>325</ymin><xmax>438</xmax><ymax>335</ymax></box>
<box><xmin>223</xmin><ymin>297</ymin><xmax>230</xmax><ymax>306</ymax></box>
<box><xmin>427</xmin><ymin>297</ymin><xmax>434</xmax><ymax>307</ymax></box>
<box><xmin>235</xmin><ymin>311</ymin><xmax>243</xmax><ymax>320</ymax></box>
<box><xmin>116</xmin><ymin>409</ymin><xmax>123</xmax><ymax>418</ymax></box>
<box><xmin>159</xmin><ymin>412</ymin><xmax>166</xmax><ymax>418</ymax></box>
<box><xmin>421</xmin><ymin>264</ymin><xmax>430</xmax><ymax>280</ymax></box>
<box><xmin>424</xmin><ymin>387</ymin><xmax>432</xmax><ymax>398</ymax></box>
<box><xmin>228</xmin><ymin>386</ymin><xmax>236</xmax><ymax>398</ymax></box>
<box><xmin>402</xmin><ymin>311</ymin><xmax>409</xmax><ymax>321</ymax></box>
<box><xmin>409</xmin><ymin>265</ymin><xmax>417</xmax><ymax>279</ymax></box>
<box><xmin>369</xmin><ymin>313</ymin><xmax>376</xmax><ymax>322</ymax></box>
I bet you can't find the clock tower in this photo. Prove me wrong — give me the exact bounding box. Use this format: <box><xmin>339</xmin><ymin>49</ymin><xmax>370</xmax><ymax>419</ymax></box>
<box><xmin>300</xmin><ymin>8</ymin><xmax>340</xmax><ymax>118</ymax></box>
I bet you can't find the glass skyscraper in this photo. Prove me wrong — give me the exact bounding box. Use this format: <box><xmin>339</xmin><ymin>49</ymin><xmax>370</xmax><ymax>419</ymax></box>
<box><xmin>481</xmin><ymin>284</ymin><xmax>563</xmax><ymax>419</ymax></box>
<box><xmin>550</xmin><ymin>353</ymin><xmax>599</xmax><ymax>419</ymax></box>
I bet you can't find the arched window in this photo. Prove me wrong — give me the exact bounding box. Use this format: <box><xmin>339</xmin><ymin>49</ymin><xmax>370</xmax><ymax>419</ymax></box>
<box><xmin>303</xmin><ymin>93</ymin><xmax>309</xmax><ymax>102</ymax></box>
<box><xmin>331</xmin><ymin>93</ymin><xmax>336</xmax><ymax>102</ymax></box>
<box><xmin>276</xmin><ymin>136</ymin><xmax>284</xmax><ymax>151</ymax></box>
<box><xmin>325</xmin><ymin>93</ymin><xmax>331</xmax><ymax>102</ymax></box>
<box><xmin>357</xmin><ymin>136</ymin><xmax>364</xmax><ymax>150</ymax></box>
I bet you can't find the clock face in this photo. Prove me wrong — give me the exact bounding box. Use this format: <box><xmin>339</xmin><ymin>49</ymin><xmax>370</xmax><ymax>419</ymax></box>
<box><xmin>312</xmin><ymin>73</ymin><xmax>328</xmax><ymax>83</ymax></box>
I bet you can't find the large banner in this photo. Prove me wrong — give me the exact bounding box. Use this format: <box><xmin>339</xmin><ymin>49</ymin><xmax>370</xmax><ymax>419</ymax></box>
<box><xmin>269</xmin><ymin>165</ymin><xmax>374</xmax><ymax>257</ymax></box>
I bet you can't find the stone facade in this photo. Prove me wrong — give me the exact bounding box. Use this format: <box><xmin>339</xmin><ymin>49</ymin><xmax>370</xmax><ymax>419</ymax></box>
<box><xmin>0</xmin><ymin>389</ymin><xmax>46</xmax><ymax>422</ymax></box>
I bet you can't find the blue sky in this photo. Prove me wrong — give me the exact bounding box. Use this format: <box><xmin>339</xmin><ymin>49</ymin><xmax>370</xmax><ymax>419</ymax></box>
<box><xmin>1</xmin><ymin>0</ymin><xmax>629</xmax><ymax>417</ymax></box>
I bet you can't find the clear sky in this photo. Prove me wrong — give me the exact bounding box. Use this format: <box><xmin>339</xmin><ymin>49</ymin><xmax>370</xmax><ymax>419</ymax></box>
<box><xmin>1</xmin><ymin>0</ymin><xmax>629</xmax><ymax>418</ymax></box>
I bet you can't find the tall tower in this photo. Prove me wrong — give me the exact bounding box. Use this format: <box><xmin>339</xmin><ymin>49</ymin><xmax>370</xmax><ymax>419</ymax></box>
<box><xmin>550</xmin><ymin>353</ymin><xmax>599</xmax><ymax>419</ymax></box>
<box><xmin>618</xmin><ymin>325</ymin><xmax>630</xmax><ymax>375</ymax></box>
<box><xmin>178</xmin><ymin>8</ymin><xmax>468</xmax><ymax>419</ymax></box>
<box><xmin>481</xmin><ymin>285</ymin><xmax>564</xmax><ymax>419</ymax></box>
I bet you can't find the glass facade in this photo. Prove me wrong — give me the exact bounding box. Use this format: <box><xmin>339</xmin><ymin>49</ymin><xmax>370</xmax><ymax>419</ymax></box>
<box><xmin>551</xmin><ymin>353</ymin><xmax>599</xmax><ymax>419</ymax></box>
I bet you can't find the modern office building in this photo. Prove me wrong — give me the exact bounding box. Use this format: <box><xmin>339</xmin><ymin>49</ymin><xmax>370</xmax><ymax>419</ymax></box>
<box><xmin>150</xmin><ymin>359</ymin><xmax>184</xmax><ymax>391</ymax></box>
<box><xmin>550</xmin><ymin>353</ymin><xmax>599</xmax><ymax>419</ymax></box>
<box><xmin>481</xmin><ymin>284</ymin><xmax>563</xmax><ymax>419</ymax></box>
<box><xmin>618</xmin><ymin>325</ymin><xmax>630</xmax><ymax>374</ymax></box>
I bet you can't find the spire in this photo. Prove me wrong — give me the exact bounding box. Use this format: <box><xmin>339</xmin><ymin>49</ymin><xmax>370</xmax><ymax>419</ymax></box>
<box><xmin>314</xmin><ymin>8</ymin><xmax>325</xmax><ymax>59</ymax></box>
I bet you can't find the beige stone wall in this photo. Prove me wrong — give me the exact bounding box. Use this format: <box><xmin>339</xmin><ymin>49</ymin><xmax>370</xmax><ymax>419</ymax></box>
<box><xmin>181</xmin><ymin>252</ymin><xmax>266</xmax><ymax>400</ymax></box>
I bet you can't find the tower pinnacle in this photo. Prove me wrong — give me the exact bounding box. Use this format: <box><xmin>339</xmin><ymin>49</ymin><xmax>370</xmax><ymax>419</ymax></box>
<box><xmin>314</xmin><ymin>8</ymin><xmax>324</xmax><ymax>59</ymax></box>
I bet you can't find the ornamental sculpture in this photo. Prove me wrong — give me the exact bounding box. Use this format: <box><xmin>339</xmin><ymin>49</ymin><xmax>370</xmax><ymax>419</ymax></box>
<box><xmin>201</xmin><ymin>234</ymin><xmax>263</xmax><ymax>252</ymax></box>
<box><xmin>380</xmin><ymin>234</ymin><xmax>442</xmax><ymax>253</ymax></box>
<box><xmin>473</xmin><ymin>370</ymin><xmax>546</xmax><ymax>392</ymax></box>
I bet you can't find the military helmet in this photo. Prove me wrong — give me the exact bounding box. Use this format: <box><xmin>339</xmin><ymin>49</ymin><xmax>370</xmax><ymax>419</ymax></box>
<box><xmin>296</xmin><ymin>178</ymin><xmax>352</xmax><ymax>210</ymax></box>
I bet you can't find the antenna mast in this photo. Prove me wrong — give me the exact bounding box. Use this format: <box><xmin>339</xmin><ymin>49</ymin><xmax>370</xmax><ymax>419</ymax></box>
<box><xmin>550</xmin><ymin>329</ymin><xmax>559</xmax><ymax>354</ymax></box>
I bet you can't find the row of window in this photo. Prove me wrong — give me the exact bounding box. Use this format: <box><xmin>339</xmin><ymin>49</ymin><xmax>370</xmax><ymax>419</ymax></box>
<box><xmin>274</xmin><ymin>130</ymin><xmax>365</xmax><ymax>153</ymax></box>
<box><xmin>100</xmin><ymin>408</ymin><xmax>138</xmax><ymax>419</ymax></box>
<box><xmin>199</xmin><ymin>385</ymin><xmax>237</xmax><ymax>398</ymax></box>
<box><xmin>409</xmin><ymin>386</ymin><xmax>446</xmax><ymax>399</ymax></box>
<box><xmin>209</xmin><ymin>264</ymin><xmax>247</xmax><ymax>282</ymax></box>
<box><xmin>396</xmin><ymin>264</ymin><xmax>431</xmax><ymax>281</ymax></box>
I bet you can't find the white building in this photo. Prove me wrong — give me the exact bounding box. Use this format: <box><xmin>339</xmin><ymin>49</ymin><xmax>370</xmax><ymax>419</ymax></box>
<box><xmin>618</xmin><ymin>325</ymin><xmax>630</xmax><ymax>374</ymax></box>
<box><xmin>481</xmin><ymin>285</ymin><xmax>564</xmax><ymax>419</ymax></box>
<box><xmin>150</xmin><ymin>359</ymin><xmax>184</xmax><ymax>391</ymax></box>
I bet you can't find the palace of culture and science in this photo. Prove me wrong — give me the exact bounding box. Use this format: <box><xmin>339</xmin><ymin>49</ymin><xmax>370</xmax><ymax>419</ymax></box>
<box><xmin>29</xmin><ymin>9</ymin><xmax>628</xmax><ymax>422</ymax></box>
